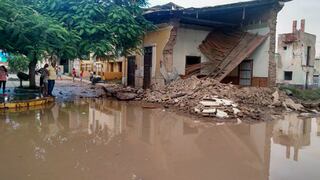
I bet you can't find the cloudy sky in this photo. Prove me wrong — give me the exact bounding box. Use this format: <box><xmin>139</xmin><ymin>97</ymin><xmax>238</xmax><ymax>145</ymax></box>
<box><xmin>148</xmin><ymin>0</ymin><xmax>320</xmax><ymax>57</ymax></box>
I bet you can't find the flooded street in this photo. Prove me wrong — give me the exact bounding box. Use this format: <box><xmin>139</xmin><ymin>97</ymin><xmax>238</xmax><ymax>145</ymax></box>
<box><xmin>0</xmin><ymin>99</ymin><xmax>320</xmax><ymax>180</ymax></box>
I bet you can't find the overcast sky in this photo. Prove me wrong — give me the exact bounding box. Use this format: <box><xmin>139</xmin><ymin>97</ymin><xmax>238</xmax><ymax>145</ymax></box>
<box><xmin>148</xmin><ymin>0</ymin><xmax>320</xmax><ymax>57</ymax></box>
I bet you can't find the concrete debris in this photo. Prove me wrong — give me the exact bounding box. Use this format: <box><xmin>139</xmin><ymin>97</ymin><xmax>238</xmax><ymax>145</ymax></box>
<box><xmin>233</xmin><ymin>108</ymin><xmax>241</xmax><ymax>115</ymax></box>
<box><xmin>143</xmin><ymin>76</ymin><xmax>303</xmax><ymax>120</ymax></box>
<box><xmin>216</xmin><ymin>110</ymin><xmax>229</xmax><ymax>118</ymax></box>
<box><xmin>200</xmin><ymin>100</ymin><xmax>221</xmax><ymax>107</ymax></box>
<box><xmin>115</xmin><ymin>92</ymin><xmax>137</xmax><ymax>101</ymax></box>
<box><xmin>202</xmin><ymin>108</ymin><xmax>217</xmax><ymax>114</ymax></box>
<box><xmin>284</xmin><ymin>98</ymin><xmax>304</xmax><ymax>111</ymax></box>
<box><xmin>102</xmin><ymin>85</ymin><xmax>144</xmax><ymax>101</ymax></box>
<box><xmin>272</xmin><ymin>91</ymin><xmax>280</xmax><ymax>105</ymax></box>
<box><xmin>194</xmin><ymin>108</ymin><xmax>201</xmax><ymax>113</ymax></box>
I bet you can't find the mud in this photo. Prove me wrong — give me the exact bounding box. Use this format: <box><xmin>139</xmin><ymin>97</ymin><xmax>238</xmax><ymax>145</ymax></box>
<box><xmin>53</xmin><ymin>80</ymin><xmax>106</xmax><ymax>102</ymax></box>
<box><xmin>0</xmin><ymin>99</ymin><xmax>320</xmax><ymax>180</ymax></box>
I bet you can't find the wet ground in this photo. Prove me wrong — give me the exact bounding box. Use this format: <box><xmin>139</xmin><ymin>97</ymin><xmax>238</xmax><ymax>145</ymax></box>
<box><xmin>0</xmin><ymin>78</ymin><xmax>105</xmax><ymax>103</ymax></box>
<box><xmin>0</xmin><ymin>99</ymin><xmax>319</xmax><ymax>180</ymax></box>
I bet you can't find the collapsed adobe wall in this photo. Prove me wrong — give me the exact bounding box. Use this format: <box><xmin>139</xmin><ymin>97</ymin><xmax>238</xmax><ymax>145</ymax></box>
<box><xmin>268</xmin><ymin>4</ymin><xmax>283</xmax><ymax>87</ymax></box>
<box><xmin>162</xmin><ymin>22</ymin><xmax>179</xmax><ymax>73</ymax></box>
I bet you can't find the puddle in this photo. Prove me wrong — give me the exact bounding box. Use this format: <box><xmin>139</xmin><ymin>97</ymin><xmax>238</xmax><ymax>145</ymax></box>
<box><xmin>0</xmin><ymin>87</ymin><xmax>40</xmax><ymax>103</ymax></box>
<box><xmin>0</xmin><ymin>99</ymin><xmax>319</xmax><ymax>180</ymax></box>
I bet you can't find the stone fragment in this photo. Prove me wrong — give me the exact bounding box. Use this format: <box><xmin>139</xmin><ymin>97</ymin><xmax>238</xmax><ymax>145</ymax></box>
<box><xmin>284</xmin><ymin>98</ymin><xmax>304</xmax><ymax>111</ymax></box>
<box><xmin>115</xmin><ymin>92</ymin><xmax>137</xmax><ymax>101</ymax></box>
<box><xmin>233</xmin><ymin>108</ymin><xmax>241</xmax><ymax>115</ymax></box>
<box><xmin>194</xmin><ymin>108</ymin><xmax>201</xmax><ymax>113</ymax></box>
<box><xmin>202</xmin><ymin>108</ymin><xmax>216</xmax><ymax>114</ymax></box>
<box><xmin>200</xmin><ymin>101</ymin><xmax>221</xmax><ymax>107</ymax></box>
<box><xmin>216</xmin><ymin>110</ymin><xmax>229</xmax><ymax>118</ymax></box>
<box><xmin>272</xmin><ymin>91</ymin><xmax>280</xmax><ymax>104</ymax></box>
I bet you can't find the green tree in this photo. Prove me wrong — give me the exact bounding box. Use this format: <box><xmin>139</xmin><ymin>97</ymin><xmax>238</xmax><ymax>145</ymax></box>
<box><xmin>0</xmin><ymin>0</ymin><xmax>78</xmax><ymax>87</ymax></box>
<box><xmin>0</xmin><ymin>0</ymin><xmax>152</xmax><ymax>87</ymax></box>
<box><xmin>8</xmin><ymin>54</ymin><xmax>30</xmax><ymax>73</ymax></box>
<box><xmin>36</xmin><ymin>0</ymin><xmax>152</xmax><ymax>58</ymax></box>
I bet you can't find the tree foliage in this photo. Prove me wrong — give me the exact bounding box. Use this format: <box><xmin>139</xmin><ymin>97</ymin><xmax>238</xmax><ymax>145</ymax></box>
<box><xmin>0</xmin><ymin>0</ymin><xmax>78</xmax><ymax>59</ymax></box>
<box><xmin>35</xmin><ymin>0</ymin><xmax>152</xmax><ymax>58</ymax></box>
<box><xmin>0</xmin><ymin>0</ymin><xmax>79</xmax><ymax>87</ymax></box>
<box><xmin>8</xmin><ymin>54</ymin><xmax>30</xmax><ymax>73</ymax></box>
<box><xmin>0</xmin><ymin>0</ymin><xmax>152</xmax><ymax>87</ymax></box>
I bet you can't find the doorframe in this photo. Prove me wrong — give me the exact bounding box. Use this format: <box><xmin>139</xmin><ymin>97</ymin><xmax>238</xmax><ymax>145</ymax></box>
<box><xmin>127</xmin><ymin>56</ymin><xmax>136</xmax><ymax>87</ymax></box>
<box><xmin>238</xmin><ymin>59</ymin><xmax>253</xmax><ymax>86</ymax></box>
<box><xmin>143</xmin><ymin>46</ymin><xmax>153</xmax><ymax>89</ymax></box>
<box><xmin>143</xmin><ymin>43</ymin><xmax>156</xmax><ymax>78</ymax></box>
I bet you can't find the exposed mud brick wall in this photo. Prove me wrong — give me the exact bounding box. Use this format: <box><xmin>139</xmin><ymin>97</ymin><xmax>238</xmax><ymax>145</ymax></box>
<box><xmin>268</xmin><ymin>5</ymin><xmax>282</xmax><ymax>87</ymax></box>
<box><xmin>163</xmin><ymin>22</ymin><xmax>179</xmax><ymax>73</ymax></box>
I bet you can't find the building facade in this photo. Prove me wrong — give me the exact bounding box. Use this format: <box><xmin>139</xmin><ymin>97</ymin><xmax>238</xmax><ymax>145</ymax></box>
<box><xmin>277</xmin><ymin>20</ymin><xmax>317</xmax><ymax>88</ymax></box>
<box><xmin>121</xmin><ymin>0</ymin><xmax>290</xmax><ymax>89</ymax></box>
<box><xmin>313</xmin><ymin>57</ymin><xmax>320</xmax><ymax>87</ymax></box>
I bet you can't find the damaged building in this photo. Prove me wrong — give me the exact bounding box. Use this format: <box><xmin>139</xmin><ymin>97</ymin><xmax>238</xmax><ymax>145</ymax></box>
<box><xmin>277</xmin><ymin>19</ymin><xmax>318</xmax><ymax>89</ymax></box>
<box><xmin>122</xmin><ymin>0</ymin><xmax>290</xmax><ymax>89</ymax></box>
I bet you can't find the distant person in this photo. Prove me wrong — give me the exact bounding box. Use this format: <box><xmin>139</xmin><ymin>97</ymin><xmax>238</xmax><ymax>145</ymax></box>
<box><xmin>72</xmin><ymin>68</ymin><xmax>77</xmax><ymax>82</ymax></box>
<box><xmin>0</xmin><ymin>65</ymin><xmax>8</xmax><ymax>95</ymax></box>
<box><xmin>57</xmin><ymin>67</ymin><xmax>62</xmax><ymax>80</ymax></box>
<box><xmin>89</xmin><ymin>70</ymin><xmax>93</xmax><ymax>82</ymax></box>
<box><xmin>48</xmin><ymin>62</ymin><xmax>57</xmax><ymax>97</ymax></box>
<box><xmin>80</xmin><ymin>70</ymin><xmax>84</xmax><ymax>82</ymax></box>
<box><xmin>37</xmin><ymin>64</ymin><xmax>49</xmax><ymax>96</ymax></box>
<box><xmin>91</xmin><ymin>72</ymin><xmax>101</xmax><ymax>85</ymax></box>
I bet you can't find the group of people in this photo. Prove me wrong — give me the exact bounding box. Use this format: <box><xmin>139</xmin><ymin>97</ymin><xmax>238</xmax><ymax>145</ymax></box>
<box><xmin>72</xmin><ymin>68</ymin><xmax>84</xmax><ymax>82</ymax></box>
<box><xmin>38</xmin><ymin>62</ymin><xmax>58</xmax><ymax>97</ymax></box>
<box><xmin>0</xmin><ymin>62</ymin><xmax>63</xmax><ymax>97</ymax></box>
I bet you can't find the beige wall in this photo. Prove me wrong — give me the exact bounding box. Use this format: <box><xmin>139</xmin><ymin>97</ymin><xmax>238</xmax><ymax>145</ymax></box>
<box><xmin>123</xmin><ymin>25</ymin><xmax>173</xmax><ymax>87</ymax></box>
<box><xmin>122</xmin><ymin>22</ymin><xmax>273</xmax><ymax>88</ymax></box>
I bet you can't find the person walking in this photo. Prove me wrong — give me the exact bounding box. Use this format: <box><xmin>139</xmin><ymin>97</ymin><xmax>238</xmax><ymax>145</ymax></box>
<box><xmin>0</xmin><ymin>66</ymin><xmax>8</xmax><ymax>95</ymax></box>
<box><xmin>57</xmin><ymin>67</ymin><xmax>62</xmax><ymax>80</ymax></box>
<box><xmin>72</xmin><ymin>68</ymin><xmax>77</xmax><ymax>82</ymax></box>
<box><xmin>48</xmin><ymin>62</ymin><xmax>57</xmax><ymax>97</ymax></box>
<box><xmin>80</xmin><ymin>70</ymin><xmax>84</xmax><ymax>83</ymax></box>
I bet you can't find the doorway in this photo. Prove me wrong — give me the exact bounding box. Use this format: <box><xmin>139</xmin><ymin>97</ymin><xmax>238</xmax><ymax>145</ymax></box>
<box><xmin>143</xmin><ymin>47</ymin><xmax>153</xmax><ymax>89</ymax></box>
<box><xmin>185</xmin><ymin>56</ymin><xmax>201</xmax><ymax>75</ymax></box>
<box><xmin>127</xmin><ymin>56</ymin><xmax>136</xmax><ymax>87</ymax></box>
<box><xmin>239</xmin><ymin>60</ymin><xmax>253</xmax><ymax>86</ymax></box>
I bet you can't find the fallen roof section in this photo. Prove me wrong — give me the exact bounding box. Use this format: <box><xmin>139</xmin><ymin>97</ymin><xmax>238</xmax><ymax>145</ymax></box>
<box><xmin>199</xmin><ymin>29</ymin><xmax>269</xmax><ymax>81</ymax></box>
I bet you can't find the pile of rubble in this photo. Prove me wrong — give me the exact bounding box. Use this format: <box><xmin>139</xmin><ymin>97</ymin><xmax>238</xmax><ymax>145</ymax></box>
<box><xmin>102</xmin><ymin>85</ymin><xmax>144</xmax><ymax>101</ymax></box>
<box><xmin>144</xmin><ymin>76</ymin><xmax>304</xmax><ymax>120</ymax></box>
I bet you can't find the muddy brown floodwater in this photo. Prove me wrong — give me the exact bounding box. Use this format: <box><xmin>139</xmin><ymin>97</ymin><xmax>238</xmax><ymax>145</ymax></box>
<box><xmin>0</xmin><ymin>99</ymin><xmax>320</xmax><ymax>180</ymax></box>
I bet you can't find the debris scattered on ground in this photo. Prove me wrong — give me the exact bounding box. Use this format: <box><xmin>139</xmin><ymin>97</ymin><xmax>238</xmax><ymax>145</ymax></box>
<box><xmin>143</xmin><ymin>76</ymin><xmax>306</xmax><ymax>120</ymax></box>
<box><xmin>115</xmin><ymin>92</ymin><xmax>137</xmax><ymax>101</ymax></box>
<box><xmin>102</xmin><ymin>85</ymin><xmax>144</xmax><ymax>100</ymax></box>
<box><xmin>283</xmin><ymin>98</ymin><xmax>304</xmax><ymax>111</ymax></box>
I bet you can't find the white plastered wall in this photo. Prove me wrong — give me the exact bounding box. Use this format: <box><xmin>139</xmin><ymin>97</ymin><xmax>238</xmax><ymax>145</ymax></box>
<box><xmin>247</xmin><ymin>26</ymin><xmax>270</xmax><ymax>78</ymax></box>
<box><xmin>277</xmin><ymin>42</ymin><xmax>307</xmax><ymax>85</ymax></box>
<box><xmin>172</xmin><ymin>27</ymin><xmax>210</xmax><ymax>75</ymax></box>
<box><xmin>277</xmin><ymin>32</ymin><xmax>316</xmax><ymax>86</ymax></box>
